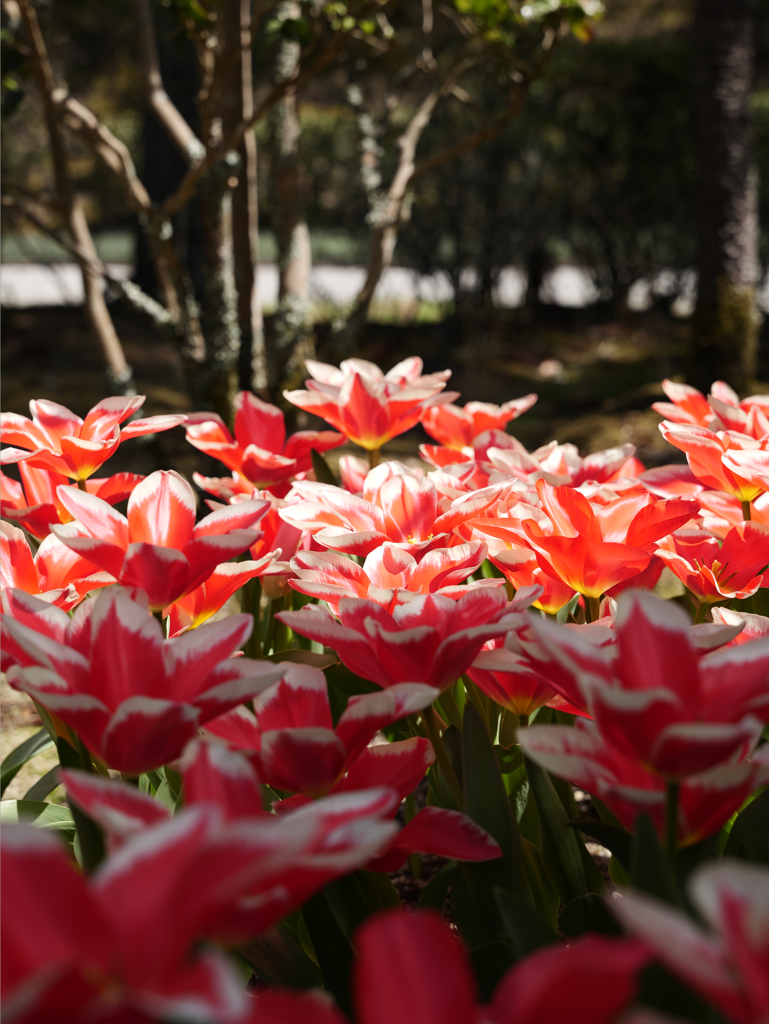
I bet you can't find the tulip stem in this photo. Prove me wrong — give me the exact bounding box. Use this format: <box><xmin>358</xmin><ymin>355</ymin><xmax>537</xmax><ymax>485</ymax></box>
<box><xmin>585</xmin><ymin>596</ymin><xmax>601</xmax><ymax>624</ymax></box>
<box><xmin>692</xmin><ymin>600</ymin><xmax>708</xmax><ymax>625</ymax></box>
<box><xmin>742</xmin><ymin>500</ymin><xmax>752</xmax><ymax>521</ymax></box>
<box><xmin>368</xmin><ymin>447</ymin><xmax>381</xmax><ymax>471</ymax></box>
<box><xmin>665</xmin><ymin>780</ymin><xmax>679</xmax><ymax>865</ymax></box>
<box><xmin>77</xmin><ymin>478</ymin><xmax>88</xmax><ymax>491</ymax></box>
<box><xmin>423</xmin><ymin>705</ymin><xmax>464</xmax><ymax>810</ymax></box>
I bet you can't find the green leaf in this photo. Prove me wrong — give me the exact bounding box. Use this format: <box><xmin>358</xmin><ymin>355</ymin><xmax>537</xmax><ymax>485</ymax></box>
<box><xmin>263</xmin><ymin>649</ymin><xmax>338</xmax><ymax>670</ymax></box>
<box><xmin>521</xmin><ymin>836</ymin><xmax>559</xmax><ymax>927</ymax></box>
<box><xmin>301</xmin><ymin>891</ymin><xmax>353</xmax><ymax>1018</ymax></box>
<box><xmin>311</xmin><ymin>448</ymin><xmax>338</xmax><ymax>486</ymax></box>
<box><xmin>495</xmin><ymin>887</ymin><xmax>557</xmax><ymax>955</ymax></box>
<box><xmin>559</xmin><ymin>894</ymin><xmax>622</xmax><ymax>938</ymax></box>
<box><xmin>56</xmin><ymin>737</ymin><xmax>105</xmax><ymax>874</ymax></box>
<box><xmin>418</xmin><ymin>861</ymin><xmax>456</xmax><ymax>911</ymax></box>
<box><xmin>0</xmin><ymin>799</ymin><xmax>75</xmax><ymax>833</ymax></box>
<box><xmin>324</xmin><ymin>662</ymin><xmax>379</xmax><ymax>725</ymax></box>
<box><xmin>556</xmin><ymin>592</ymin><xmax>580</xmax><ymax>623</ymax></box>
<box><xmin>630</xmin><ymin>813</ymin><xmax>678</xmax><ymax>905</ymax></box>
<box><xmin>1</xmin><ymin>728</ymin><xmax>54</xmax><ymax>795</ymax></box>
<box><xmin>722</xmin><ymin>787</ymin><xmax>769</xmax><ymax>864</ymax></box>
<box><xmin>238</xmin><ymin>925</ymin><xmax>322</xmax><ymax>989</ymax></box>
<box><xmin>468</xmin><ymin>940</ymin><xmax>517</xmax><ymax>1002</ymax></box>
<box><xmin>524</xmin><ymin>757</ymin><xmax>588</xmax><ymax>904</ymax></box>
<box><xmin>323</xmin><ymin>870</ymin><xmax>401</xmax><ymax>940</ymax></box>
<box><xmin>23</xmin><ymin>767</ymin><xmax>60</xmax><ymax>802</ymax></box>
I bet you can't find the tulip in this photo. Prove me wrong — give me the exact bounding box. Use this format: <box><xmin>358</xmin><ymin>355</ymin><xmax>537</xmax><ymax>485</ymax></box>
<box><xmin>353</xmin><ymin>909</ymin><xmax>649</xmax><ymax>1024</ymax></box>
<box><xmin>526</xmin><ymin>590</ymin><xmax>768</xmax><ymax>779</ymax></box>
<box><xmin>660</xmin><ymin>421</ymin><xmax>769</xmax><ymax>505</ymax></box>
<box><xmin>51</xmin><ymin>470</ymin><xmax>268</xmax><ymax>609</ymax></box>
<box><xmin>518</xmin><ymin>718</ymin><xmax>769</xmax><ymax>845</ymax></box>
<box><xmin>164</xmin><ymin>554</ymin><xmax>288</xmax><ymax>635</ymax></box>
<box><xmin>486</xmin><ymin>439</ymin><xmax>638</xmax><ymax>489</ymax></box>
<box><xmin>614</xmin><ymin>861</ymin><xmax>769</xmax><ymax>1024</ymax></box>
<box><xmin>288</xmin><ymin>540</ymin><xmax>500</xmax><ymax>616</ymax></box>
<box><xmin>206</xmin><ymin>663</ymin><xmax>439</xmax><ymax>797</ymax></box>
<box><xmin>488</xmin><ymin>546</ymin><xmax>577</xmax><ymax>614</ymax></box>
<box><xmin>284</xmin><ymin>356</ymin><xmax>458</xmax><ymax>456</ymax></box>
<box><xmin>711</xmin><ymin>606</ymin><xmax>769</xmax><ymax>645</ymax></box>
<box><xmin>1</xmin><ymin>395</ymin><xmax>185</xmax><ymax>481</ymax></box>
<box><xmin>3</xmin><ymin>587</ymin><xmax>284</xmax><ymax>774</ymax></box>
<box><xmin>655</xmin><ymin>522</ymin><xmax>769</xmax><ymax>607</ymax></box>
<box><xmin>185</xmin><ymin>391</ymin><xmax>344</xmax><ymax>498</ymax></box>
<box><xmin>0</xmin><ymin>521</ymin><xmax>112</xmax><ymax>611</ymax></box>
<box><xmin>0</xmin><ymin>463</ymin><xmax>143</xmax><ymax>539</ymax></box>
<box><xmin>468</xmin><ymin>637</ymin><xmax>588</xmax><ymax>719</ymax></box>
<box><xmin>421</xmin><ymin>395</ymin><xmax>537</xmax><ymax>449</ymax></box>
<box><xmin>281</xmin><ymin>467</ymin><xmax>517</xmax><ymax>557</ymax></box>
<box><xmin>651</xmin><ymin>378</ymin><xmax>716</xmax><ymax>426</ymax></box>
<box><xmin>473</xmin><ymin>480</ymin><xmax>699</xmax><ymax>612</ymax></box>
<box><xmin>721</xmin><ymin>448</ymin><xmax>769</xmax><ymax>500</ymax></box>
<box><xmin>276</xmin><ymin>585</ymin><xmax>539</xmax><ymax>692</ymax></box>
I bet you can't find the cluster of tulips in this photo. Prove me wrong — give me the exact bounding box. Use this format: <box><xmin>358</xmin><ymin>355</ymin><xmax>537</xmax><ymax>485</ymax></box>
<box><xmin>1</xmin><ymin>360</ymin><xmax>768</xmax><ymax>1024</ymax></box>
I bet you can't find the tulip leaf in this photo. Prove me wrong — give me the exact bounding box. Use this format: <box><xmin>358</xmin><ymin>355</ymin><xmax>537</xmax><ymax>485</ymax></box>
<box><xmin>56</xmin><ymin>737</ymin><xmax>105</xmax><ymax>873</ymax></box>
<box><xmin>559</xmin><ymin>894</ymin><xmax>622</xmax><ymax>938</ymax></box>
<box><xmin>495</xmin><ymin>887</ymin><xmax>557</xmax><ymax>956</ymax></box>
<box><xmin>0</xmin><ymin>728</ymin><xmax>54</xmax><ymax>795</ymax></box>
<box><xmin>263</xmin><ymin>649</ymin><xmax>339</xmax><ymax>670</ymax></box>
<box><xmin>311</xmin><ymin>448</ymin><xmax>338</xmax><ymax>486</ymax></box>
<box><xmin>23</xmin><ymin>767</ymin><xmax>60</xmax><ymax>802</ymax></box>
<box><xmin>238</xmin><ymin>925</ymin><xmax>322</xmax><ymax>989</ymax></box>
<box><xmin>630</xmin><ymin>813</ymin><xmax>678</xmax><ymax>905</ymax></box>
<box><xmin>637</xmin><ymin>963</ymin><xmax>713</xmax><ymax>1023</ymax></box>
<box><xmin>722</xmin><ymin>787</ymin><xmax>769</xmax><ymax>864</ymax></box>
<box><xmin>468</xmin><ymin>940</ymin><xmax>517</xmax><ymax>1002</ymax></box>
<box><xmin>521</xmin><ymin>837</ymin><xmax>560</xmax><ymax>927</ymax></box>
<box><xmin>323</xmin><ymin>870</ymin><xmax>401</xmax><ymax>941</ymax></box>
<box><xmin>301</xmin><ymin>891</ymin><xmax>353</xmax><ymax>1018</ymax></box>
<box><xmin>418</xmin><ymin>860</ymin><xmax>456</xmax><ymax>911</ymax></box>
<box><xmin>556</xmin><ymin>592</ymin><xmax>581</xmax><ymax>623</ymax></box>
<box><xmin>524</xmin><ymin>757</ymin><xmax>588</xmax><ymax>904</ymax></box>
<box><xmin>0</xmin><ymin>799</ymin><xmax>75</xmax><ymax>834</ymax></box>
<box><xmin>325</xmin><ymin>663</ymin><xmax>379</xmax><ymax>725</ymax></box>
<box><xmin>567</xmin><ymin>817</ymin><xmax>632</xmax><ymax>871</ymax></box>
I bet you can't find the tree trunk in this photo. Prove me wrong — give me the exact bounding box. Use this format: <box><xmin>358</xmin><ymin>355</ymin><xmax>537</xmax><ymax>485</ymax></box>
<box><xmin>691</xmin><ymin>0</ymin><xmax>758</xmax><ymax>392</ymax></box>
<box><xmin>268</xmin><ymin>2</ymin><xmax>313</xmax><ymax>387</ymax></box>
<box><xmin>221</xmin><ymin>0</ymin><xmax>269</xmax><ymax>399</ymax></box>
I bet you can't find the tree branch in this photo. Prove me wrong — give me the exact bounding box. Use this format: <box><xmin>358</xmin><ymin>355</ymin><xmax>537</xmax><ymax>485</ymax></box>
<box><xmin>134</xmin><ymin>0</ymin><xmax>205</xmax><ymax>162</ymax></box>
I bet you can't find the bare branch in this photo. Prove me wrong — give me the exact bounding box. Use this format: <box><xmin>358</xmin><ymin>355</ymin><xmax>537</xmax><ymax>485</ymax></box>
<box><xmin>134</xmin><ymin>0</ymin><xmax>205</xmax><ymax>162</ymax></box>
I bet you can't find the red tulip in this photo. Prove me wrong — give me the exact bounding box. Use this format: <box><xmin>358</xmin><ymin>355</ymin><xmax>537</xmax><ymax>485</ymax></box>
<box><xmin>0</xmin><ymin>521</ymin><xmax>112</xmax><ymax>611</ymax></box>
<box><xmin>711</xmin><ymin>606</ymin><xmax>769</xmax><ymax>645</ymax></box>
<box><xmin>276</xmin><ymin>585</ymin><xmax>539</xmax><ymax>691</ymax></box>
<box><xmin>281</xmin><ymin>468</ymin><xmax>516</xmax><ymax>557</ymax></box>
<box><xmin>421</xmin><ymin>395</ymin><xmax>537</xmax><ymax>449</ymax></box>
<box><xmin>518</xmin><ymin>718</ymin><xmax>769</xmax><ymax>845</ymax></box>
<box><xmin>615</xmin><ymin>861</ymin><xmax>769</xmax><ymax>1024</ymax></box>
<box><xmin>488</xmin><ymin>546</ymin><xmax>576</xmax><ymax>614</ymax></box>
<box><xmin>353</xmin><ymin>908</ymin><xmax>649</xmax><ymax>1024</ymax></box>
<box><xmin>185</xmin><ymin>391</ymin><xmax>343</xmax><ymax>498</ymax></box>
<box><xmin>206</xmin><ymin>662</ymin><xmax>439</xmax><ymax>797</ymax></box>
<box><xmin>192</xmin><ymin>478</ymin><xmax>304</xmax><ymax>563</ymax></box>
<box><xmin>0</xmin><ymin>463</ymin><xmax>143</xmax><ymax>539</ymax></box>
<box><xmin>660</xmin><ymin>421</ymin><xmax>769</xmax><ymax>503</ymax></box>
<box><xmin>164</xmin><ymin>554</ymin><xmax>288</xmax><ymax>635</ymax></box>
<box><xmin>468</xmin><ymin>637</ymin><xmax>588</xmax><ymax>718</ymax></box>
<box><xmin>51</xmin><ymin>470</ymin><xmax>268</xmax><ymax>609</ymax></box>
<box><xmin>527</xmin><ymin>590</ymin><xmax>768</xmax><ymax>778</ymax></box>
<box><xmin>656</xmin><ymin>522</ymin><xmax>769</xmax><ymax>603</ymax></box>
<box><xmin>284</xmin><ymin>356</ymin><xmax>458</xmax><ymax>451</ymax></box>
<box><xmin>652</xmin><ymin>378</ymin><xmax>716</xmax><ymax>426</ymax></box>
<box><xmin>288</xmin><ymin>540</ymin><xmax>500</xmax><ymax>615</ymax></box>
<box><xmin>1</xmin><ymin>395</ymin><xmax>185</xmax><ymax>481</ymax></box>
<box><xmin>3</xmin><ymin>586</ymin><xmax>284</xmax><ymax>774</ymax></box>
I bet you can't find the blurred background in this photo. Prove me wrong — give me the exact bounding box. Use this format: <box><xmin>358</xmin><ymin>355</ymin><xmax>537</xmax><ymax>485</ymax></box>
<box><xmin>2</xmin><ymin>0</ymin><xmax>769</xmax><ymax>475</ymax></box>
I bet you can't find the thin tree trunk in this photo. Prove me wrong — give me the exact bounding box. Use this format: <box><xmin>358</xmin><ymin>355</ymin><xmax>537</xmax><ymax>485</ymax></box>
<box><xmin>222</xmin><ymin>0</ymin><xmax>268</xmax><ymax>399</ymax></box>
<box><xmin>691</xmin><ymin>0</ymin><xmax>758</xmax><ymax>391</ymax></box>
<box><xmin>18</xmin><ymin>0</ymin><xmax>134</xmax><ymax>393</ymax></box>
<box><xmin>268</xmin><ymin>1</ymin><xmax>313</xmax><ymax>386</ymax></box>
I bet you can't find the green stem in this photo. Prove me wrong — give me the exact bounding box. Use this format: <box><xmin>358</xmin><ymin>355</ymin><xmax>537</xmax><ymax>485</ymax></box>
<box><xmin>423</xmin><ymin>705</ymin><xmax>464</xmax><ymax>810</ymax></box>
<box><xmin>692</xmin><ymin>600</ymin><xmax>708</xmax><ymax>625</ymax></box>
<box><xmin>518</xmin><ymin>713</ymin><xmax>528</xmax><ymax>729</ymax></box>
<box><xmin>585</xmin><ymin>595</ymin><xmax>601</xmax><ymax>623</ymax></box>
<box><xmin>77</xmin><ymin>478</ymin><xmax>88</xmax><ymax>491</ymax></box>
<box><xmin>437</xmin><ymin>688</ymin><xmax>463</xmax><ymax>731</ymax></box>
<box><xmin>368</xmin><ymin>447</ymin><xmax>381</xmax><ymax>471</ymax></box>
<box><xmin>405</xmin><ymin>793</ymin><xmax>422</xmax><ymax>877</ymax></box>
<box><xmin>665</xmin><ymin>780</ymin><xmax>679</xmax><ymax>866</ymax></box>
<box><xmin>742</xmin><ymin>499</ymin><xmax>752</xmax><ymax>521</ymax></box>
